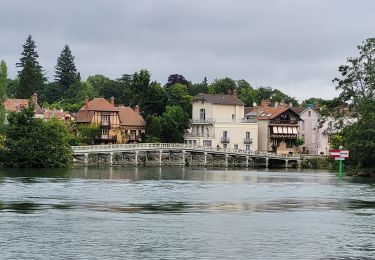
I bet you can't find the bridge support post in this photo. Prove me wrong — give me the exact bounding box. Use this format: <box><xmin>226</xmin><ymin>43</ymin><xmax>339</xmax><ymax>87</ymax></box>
<box><xmin>225</xmin><ymin>154</ymin><xmax>229</xmax><ymax>168</ymax></box>
<box><xmin>285</xmin><ymin>159</ymin><xmax>289</xmax><ymax>168</ymax></box>
<box><xmin>134</xmin><ymin>151</ymin><xmax>139</xmax><ymax>167</ymax></box>
<box><xmin>168</xmin><ymin>152</ymin><xmax>171</xmax><ymax>166</ymax></box>
<box><xmin>297</xmin><ymin>160</ymin><xmax>302</xmax><ymax>169</ymax></box>
<box><xmin>182</xmin><ymin>151</ymin><xmax>186</xmax><ymax>166</ymax></box>
<box><xmin>204</xmin><ymin>152</ymin><xmax>207</xmax><ymax>167</ymax></box>
<box><xmin>265</xmin><ymin>158</ymin><xmax>269</xmax><ymax>168</ymax></box>
<box><xmin>109</xmin><ymin>152</ymin><xmax>113</xmax><ymax>167</ymax></box>
<box><xmin>246</xmin><ymin>156</ymin><xmax>249</xmax><ymax>168</ymax></box>
<box><xmin>84</xmin><ymin>153</ymin><xmax>89</xmax><ymax>167</ymax></box>
<box><xmin>159</xmin><ymin>150</ymin><xmax>162</xmax><ymax>167</ymax></box>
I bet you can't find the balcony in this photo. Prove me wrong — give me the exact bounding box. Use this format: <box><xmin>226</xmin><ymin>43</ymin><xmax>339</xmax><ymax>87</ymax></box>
<box><xmin>190</xmin><ymin>118</ymin><xmax>215</xmax><ymax>124</ymax></box>
<box><xmin>98</xmin><ymin>135</ymin><xmax>117</xmax><ymax>141</ymax></box>
<box><xmin>270</xmin><ymin>119</ymin><xmax>299</xmax><ymax>125</ymax></box>
<box><xmin>128</xmin><ymin>135</ymin><xmax>141</xmax><ymax>142</ymax></box>
<box><xmin>184</xmin><ymin>133</ymin><xmax>215</xmax><ymax>138</ymax></box>
<box><xmin>244</xmin><ymin>138</ymin><xmax>253</xmax><ymax>144</ymax></box>
<box><xmin>221</xmin><ymin>137</ymin><xmax>230</xmax><ymax>143</ymax></box>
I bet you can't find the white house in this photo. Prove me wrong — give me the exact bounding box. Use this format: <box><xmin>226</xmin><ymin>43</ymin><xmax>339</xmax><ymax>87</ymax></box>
<box><xmin>184</xmin><ymin>93</ymin><xmax>258</xmax><ymax>152</ymax></box>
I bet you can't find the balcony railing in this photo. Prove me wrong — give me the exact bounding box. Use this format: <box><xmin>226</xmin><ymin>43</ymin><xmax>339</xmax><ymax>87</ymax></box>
<box><xmin>269</xmin><ymin>119</ymin><xmax>299</xmax><ymax>125</ymax></box>
<box><xmin>244</xmin><ymin>138</ymin><xmax>253</xmax><ymax>144</ymax></box>
<box><xmin>190</xmin><ymin>118</ymin><xmax>257</xmax><ymax>124</ymax></box>
<box><xmin>184</xmin><ymin>133</ymin><xmax>215</xmax><ymax>138</ymax></box>
<box><xmin>221</xmin><ymin>137</ymin><xmax>230</xmax><ymax>143</ymax></box>
<box><xmin>98</xmin><ymin>135</ymin><xmax>117</xmax><ymax>141</ymax></box>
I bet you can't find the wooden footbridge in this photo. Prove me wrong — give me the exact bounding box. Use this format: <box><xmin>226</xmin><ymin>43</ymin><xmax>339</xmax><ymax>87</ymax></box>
<box><xmin>72</xmin><ymin>143</ymin><xmax>301</xmax><ymax>168</ymax></box>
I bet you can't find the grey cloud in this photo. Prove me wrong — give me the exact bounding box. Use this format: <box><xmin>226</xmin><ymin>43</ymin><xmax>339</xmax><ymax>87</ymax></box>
<box><xmin>1</xmin><ymin>0</ymin><xmax>375</xmax><ymax>100</ymax></box>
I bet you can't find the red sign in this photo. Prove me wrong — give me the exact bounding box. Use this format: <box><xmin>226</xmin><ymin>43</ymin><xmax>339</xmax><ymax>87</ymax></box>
<box><xmin>330</xmin><ymin>150</ymin><xmax>349</xmax><ymax>159</ymax></box>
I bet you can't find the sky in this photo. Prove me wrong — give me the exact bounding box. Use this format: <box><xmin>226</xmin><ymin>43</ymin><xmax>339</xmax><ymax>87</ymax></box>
<box><xmin>1</xmin><ymin>0</ymin><xmax>375</xmax><ymax>101</ymax></box>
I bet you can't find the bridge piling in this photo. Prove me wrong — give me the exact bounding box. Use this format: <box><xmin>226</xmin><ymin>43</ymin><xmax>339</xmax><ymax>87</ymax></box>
<box><xmin>134</xmin><ymin>151</ymin><xmax>139</xmax><ymax>167</ymax></box>
<box><xmin>109</xmin><ymin>152</ymin><xmax>113</xmax><ymax>167</ymax></box>
<box><xmin>84</xmin><ymin>153</ymin><xmax>89</xmax><ymax>167</ymax></box>
<box><xmin>265</xmin><ymin>158</ymin><xmax>269</xmax><ymax>168</ymax></box>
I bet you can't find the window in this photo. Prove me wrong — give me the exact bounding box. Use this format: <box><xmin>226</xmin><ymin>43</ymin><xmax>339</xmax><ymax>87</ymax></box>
<box><xmin>101</xmin><ymin>128</ymin><xmax>109</xmax><ymax>138</ymax></box>
<box><xmin>200</xmin><ymin>109</ymin><xmax>206</xmax><ymax>121</ymax></box>
<box><xmin>201</xmin><ymin>125</ymin><xmax>204</xmax><ymax>135</ymax></box>
<box><xmin>203</xmin><ymin>140</ymin><xmax>212</xmax><ymax>147</ymax></box>
<box><xmin>308</xmin><ymin>111</ymin><xmax>311</xmax><ymax>117</ymax></box>
<box><xmin>232</xmin><ymin>114</ymin><xmax>235</xmax><ymax>120</ymax></box>
<box><xmin>245</xmin><ymin>132</ymin><xmax>250</xmax><ymax>139</ymax></box>
<box><xmin>234</xmin><ymin>144</ymin><xmax>238</xmax><ymax>150</ymax></box>
<box><xmin>301</xmin><ymin>121</ymin><xmax>304</xmax><ymax>130</ymax></box>
<box><xmin>223</xmin><ymin>144</ymin><xmax>227</xmax><ymax>149</ymax></box>
<box><xmin>223</xmin><ymin>131</ymin><xmax>228</xmax><ymax>138</ymax></box>
<box><xmin>130</xmin><ymin>130</ymin><xmax>136</xmax><ymax>138</ymax></box>
<box><xmin>101</xmin><ymin>115</ymin><xmax>110</xmax><ymax>125</ymax></box>
<box><xmin>302</xmin><ymin>134</ymin><xmax>305</xmax><ymax>141</ymax></box>
<box><xmin>246</xmin><ymin>144</ymin><xmax>251</xmax><ymax>151</ymax></box>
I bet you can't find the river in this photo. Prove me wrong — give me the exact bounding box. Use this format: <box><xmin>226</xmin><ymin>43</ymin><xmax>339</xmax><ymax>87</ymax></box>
<box><xmin>0</xmin><ymin>167</ymin><xmax>374</xmax><ymax>259</ymax></box>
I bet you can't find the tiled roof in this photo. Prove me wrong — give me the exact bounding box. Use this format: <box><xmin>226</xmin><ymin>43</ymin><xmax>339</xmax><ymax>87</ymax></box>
<box><xmin>291</xmin><ymin>107</ymin><xmax>306</xmax><ymax>115</ymax></box>
<box><xmin>78</xmin><ymin>98</ymin><xmax>117</xmax><ymax>112</ymax></box>
<box><xmin>4</xmin><ymin>98</ymin><xmax>44</xmax><ymax>114</ymax></box>
<box><xmin>74</xmin><ymin>110</ymin><xmax>95</xmax><ymax>123</ymax></box>
<box><xmin>193</xmin><ymin>93</ymin><xmax>244</xmax><ymax>106</ymax></box>
<box><xmin>248</xmin><ymin>105</ymin><xmax>291</xmax><ymax>120</ymax></box>
<box><xmin>118</xmin><ymin>106</ymin><xmax>145</xmax><ymax>127</ymax></box>
<box><xmin>43</xmin><ymin>109</ymin><xmax>72</xmax><ymax>119</ymax></box>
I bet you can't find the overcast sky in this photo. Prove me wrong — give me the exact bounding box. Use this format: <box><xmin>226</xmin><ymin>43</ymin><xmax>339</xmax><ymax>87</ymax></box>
<box><xmin>1</xmin><ymin>0</ymin><xmax>374</xmax><ymax>100</ymax></box>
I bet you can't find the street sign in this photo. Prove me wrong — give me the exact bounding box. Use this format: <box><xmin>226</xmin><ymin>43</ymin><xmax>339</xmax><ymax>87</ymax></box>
<box><xmin>330</xmin><ymin>149</ymin><xmax>350</xmax><ymax>178</ymax></box>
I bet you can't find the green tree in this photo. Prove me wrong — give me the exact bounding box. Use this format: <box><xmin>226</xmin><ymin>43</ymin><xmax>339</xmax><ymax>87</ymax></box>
<box><xmin>333</xmin><ymin>38</ymin><xmax>375</xmax><ymax>113</ymax></box>
<box><xmin>208</xmin><ymin>77</ymin><xmax>236</xmax><ymax>94</ymax></box>
<box><xmin>144</xmin><ymin>115</ymin><xmax>162</xmax><ymax>142</ymax></box>
<box><xmin>2</xmin><ymin>105</ymin><xmax>73</xmax><ymax>168</ymax></box>
<box><xmin>161</xmin><ymin>105</ymin><xmax>189</xmax><ymax>142</ymax></box>
<box><xmin>166</xmin><ymin>83</ymin><xmax>192</xmax><ymax>115</ymax></box>
<box><xmin>0</xmin><ymin>60</ymin><xmax>7</xmax><ymax>128</ymax></box>
<box><xmin>16</xmin><ymin>35</ymin><xmax>45</xmax><ymax>98</ymax></box>
<box><xmin>55</xmin><ymin>44</ymin><xmax>77</xmax><ymax>95</ymax></box>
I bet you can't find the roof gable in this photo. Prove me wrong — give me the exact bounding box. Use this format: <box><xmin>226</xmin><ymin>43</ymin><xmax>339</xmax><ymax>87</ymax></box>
<box><xmin>79</xmin><ymin>98</ymin><xmax>117</xmax><ymax>111</ymax></box>
<box><xmin>118</xmin><ymin>106</ymin><xmax>145</xmax><ymax>126</ymax></box>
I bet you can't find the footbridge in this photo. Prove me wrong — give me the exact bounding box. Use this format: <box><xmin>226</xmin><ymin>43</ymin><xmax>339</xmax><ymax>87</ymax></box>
<box><xmin>72</xmin><ymin>143</ymin><xmax>301</xmax><ymax>168</ymax></box>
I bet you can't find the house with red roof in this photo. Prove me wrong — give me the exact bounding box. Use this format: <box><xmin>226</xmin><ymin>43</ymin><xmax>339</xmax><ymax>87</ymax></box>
<box><xmin>247</xmin><ymin>100</ymin><xmax>302</xmax><ymax>155</ymax></box>
<box><xmin>74</xmin><ymin>97</ymin><xmax>145</xmax><ymax>144</ymax></box>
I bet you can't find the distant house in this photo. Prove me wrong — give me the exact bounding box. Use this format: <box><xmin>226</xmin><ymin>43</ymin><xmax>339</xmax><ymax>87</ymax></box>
<box><xmin>42</xmin><ymin>109</ymin><xmax>75</xmax><ymax>121</ymax></box>
<box><xmin>74</xmin><ymin>97</ymin><xmax>145</xmax><ymax>144</ymax></box>
<box><xmin>184</xmin><ymin>92</ymin><xmax>258</xmax><ymax>151</ymax></box>
<box><xmin>248</xmin><ymin>100</ymin><xmax>302</xmax><ymax>155</ymax></box>
<box><xmin>4</xmin><ymin>93</ymin><xmax>44</xmax><ymax>118</ymax></box>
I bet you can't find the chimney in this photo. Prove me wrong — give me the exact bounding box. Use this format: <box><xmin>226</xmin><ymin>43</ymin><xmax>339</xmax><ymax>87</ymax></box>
<box><xmin>135</xmin><ymin>105</ymin><xmax>140</xmax><ymax>114</ymax></box>
<box><xmin>32</xmin><ymin>93</ymin><xmax>38</xmax><ymax>105</ymax></box>
<box><xmin>275</xmin><ymin>101</ymin><xmax>279</xmax><ymax>108</ymax></box>
<box><xmin>227</xmin><ymin>89</ymin><xmax>233</xmax><ymax>95</ymax></box>
<box><xmin>288</xmin><ymin>101</ymin><xmax>293</xmax><ymax>107</ymax></box>
<box><xmin>110</xmin><ymin>96</ymin><xmax>115</xmax><ymax>106</ymax></box>
<box><xmin>85</xmin><ymin>96</ymin><xmax>89</xmax><ymax>111</ymax></box>
<box><xmin>233</xmin><ymin>88</ymin><xmax>237</xmax><ymax>97</ymax></box>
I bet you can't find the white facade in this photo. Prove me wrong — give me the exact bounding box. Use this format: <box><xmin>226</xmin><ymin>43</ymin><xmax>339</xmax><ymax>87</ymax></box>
<box><xmin>298</xmin><ymin>108</ymin><xmax>322</xmax><ymax>155</ymax></box>
<box><xmin>184</xmin><ymin>97</ymin><xmax>258</xmax><ymax>152</ymax></box>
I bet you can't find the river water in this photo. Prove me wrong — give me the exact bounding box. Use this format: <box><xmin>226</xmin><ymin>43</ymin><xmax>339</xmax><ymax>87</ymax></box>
<box><xmin>0</xmin><ymin>167</ymin><xmax>374</xmax><ymax>259</ymax></box>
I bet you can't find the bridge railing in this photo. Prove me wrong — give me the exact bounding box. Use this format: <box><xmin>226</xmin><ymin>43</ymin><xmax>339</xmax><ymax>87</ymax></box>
<box><xmin>71</xmin><ymin>143</ymin><xmax>301</xmax><ymax>159</ymax></box>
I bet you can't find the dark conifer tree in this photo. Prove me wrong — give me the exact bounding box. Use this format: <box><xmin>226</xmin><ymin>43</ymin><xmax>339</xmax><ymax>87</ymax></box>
<box><xmin>55</xmin><ymin>44</ymin><xmax>77</xmax><ymax>95</ymax></box>
<box><xmin>16</xmin><ymin>35</ymin><xmax>45</xmax><ymax>98</ymax></box>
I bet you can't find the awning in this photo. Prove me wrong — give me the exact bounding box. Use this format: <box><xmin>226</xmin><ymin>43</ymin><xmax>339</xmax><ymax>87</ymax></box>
<box><xmin>273</xmin><ymin>126</ymin><xmax>298</xmax><ymax>134</ymax></box>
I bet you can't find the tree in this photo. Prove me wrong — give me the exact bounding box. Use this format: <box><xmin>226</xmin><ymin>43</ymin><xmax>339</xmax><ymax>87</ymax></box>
<box><xmin>161</xmin><ymin>105</ymin><xmax>189</xmax><ymax>142</ymax></box>
<box><xmin>144</xmin><ymin>115</ymin><xmax>162</xmax><ymax>142</ymax></box>
<box><xmin>16</xmin><ymin>35</ymin><xmax>45</xmax><ymax>98</ymax></box>
<box><xmin>0</xmin><ymin>60</ymin><xmax>7</xmax><ymax>128</ymax></box>
<box><xmin>208</xmin><ymin>77</ymin><xmax>236</xmax><ymax>94</ymax></box>
<box><xmin>1</xmin><ymin>105</ymin><xmax>73</xmax><ymax>168</ymax></box>
<box><xmin>165</xmin><ymin>83</ymin><xmax>192</xmax><ymax>115</ymax></box>
<box><xmin>165</xmin><ymin>74</ymin><xmax>190</xmax><ymax>88</ymax></box>
<box><xmin>55</xmin><ymin>44</ymin><xmax>77</xmax><ymax>95</ymax></box>
<box><xmin>333</xmin><ymin>38</ymin><xmax>375</xmax><ymax>113</ymax></box>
